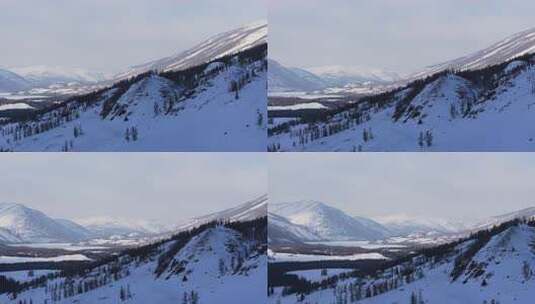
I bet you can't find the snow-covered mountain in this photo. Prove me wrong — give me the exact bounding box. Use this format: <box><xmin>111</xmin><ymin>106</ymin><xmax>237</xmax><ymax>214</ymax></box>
<box><xmin>411</xmin><ymin>27</ymin><xmax>535</xmax><ymax>80</ymax></box>
<box><xmin>0</xmin><ymin>203</ymin><xmax>91</xmax><ymax>243</ymax></box>
<box><xmin>175</xmin><ymin>195</ymin><xmax>267</xmax><ymax>231</ymax></box>
<box><xmin>9</xmin><ymin>66</ymin><xmax>110</xmax><ymax>88</ymax></box>
<box><xmin>75</xmin><ymin>217</ymin><xmax>173</xmax><ymax>238</ymax></box>
<box><xmin>268</xmin><ymin>59</ymin><xmax>328</xmax><ymax>93</ymax></box>
<box><xmin>268</xmin><ymin>212</ymin><xmax>321</xmax><ymax>245</ymax></box>
<box><xmin>0</xmin><ymin>69</ymin><xmax>31</xmax><ymax>93</ymax></box>
<box><xmin>268</xmin><ymin>26</ymin><xmax>535</xmax><ymax>152</ymax></box>
<box><xmin>1</xmin><ymin>212</ymin><xmax>266</xmax><ymax>304</ymax></box>
<box><xmin>115</xmin><ymin>21</ymin><xmax>267</xmax><ymax>80</ymax></box>
<box><xmin>267</xmin><ymin>60</ymin><xmax>400</xmax><ymax>94</ymax></box>
<box><xmin>270</xmin><ymin>201</ymin><xmax>391</xmax><ymax>241</ymax></box>
<box><xmin>0</xmin><ymin>227</ymin><xmax>22</xmax><ymax>243</ymax></box>
<box><xmin>0</xmin><ymin>23</ymin><xmax>267</xmax><ymax>152</ymax></box>
<box><xmin>472</xmin><ymin>207</ymin><xmax>535</xmax><ymax>231</ymax></box>
<box><xmin>270</xmin><ymin>220</ymin><xmax>535</xmax><ymax>304</ymax></box>
<box><xmin>374</xmin><ymin>214</ymin><xmax>471</xmax><ymax>236</ymax></box>
<box><xmin>270</xmin><ymin>56</ymin><xmax>535</xmax><ymax>152</ymax></box>
<box><xmin>306</xmin><ymin>65</ymin><xmax>401</xmax><ymax>86</ymax></box>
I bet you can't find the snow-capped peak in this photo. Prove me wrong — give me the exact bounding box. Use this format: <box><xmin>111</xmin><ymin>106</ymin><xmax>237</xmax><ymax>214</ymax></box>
<box><xmin>114</xmin><ymin>20</ymin><xmax>267</xmax><ymax>80</ymax></box>
<box><xmin>270</xmin><ymin>200</ymin><xmax>390</xmax><ymax>241</ymax></box>
<box><xmin>174</xmin><ymin>195</ymin><xmax>267</xmax><ymax>232</ymax></box>
<box><xmin>0</xmin><ymin>68</ymin><xmax>31</xmax><ymax>92</ymax></box>
<box><xmin>0</xmin><ymin>202</ymin><xmax>90</xmax><ymax>243</ymax></box>
<box><xmin>472</xmin><ymin>206</ymin><xmax>535</xmax><ymax>231</ymax></box>
<box><xmin>412</xmin><ymin>26</ymin><xmax>535</xmax><ymax>79</ymax></box>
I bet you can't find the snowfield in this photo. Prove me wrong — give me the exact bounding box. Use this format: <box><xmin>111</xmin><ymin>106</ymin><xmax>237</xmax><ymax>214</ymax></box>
<box><xmin>268</xmin><ymin>102</ymin><xmax>327</xmax><ymax>111</ymax></box>
<box><xmin>268</xmin><ymin>251</ymin><xmax>388</xmax><ymax>262</ymax></box>
<box><xmin>0</xmin><ymin>103</ymin><xmax>35</xmax><ymax>111</ymax></box>
<box><xmin>0</xmin><ymin>254</ymin><xmax>91</xmax><ymax>264</ymax></box>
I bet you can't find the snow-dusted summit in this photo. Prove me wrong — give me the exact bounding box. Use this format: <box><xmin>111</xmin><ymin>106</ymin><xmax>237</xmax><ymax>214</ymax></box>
<box><xmin>270</xmin><ymin>201</ymin><xmax>390</xmax><ymax>241</ymax></box>
<box><xmin>115</xmin><ymin>21</ymin><xmax>267</xmax><ymax>80</ymax></box>
<box><xmin>175</xmin><ymin>195</ymin><xmax>267</xmax><ymax>231</ymax></box>
<box><xmin>0</xmin><ymin>203</ymin><xmax>91</xmax><ymax>243</ymax></box>
<box><xmin>0</xmin><ymin>69</ymin><xmax>31</xmax><ymax>93</ymax></box>
<box><xmin>412</xmin><ymin>27</ymin><xmax>535</xmax><ymax>79</ymax></box>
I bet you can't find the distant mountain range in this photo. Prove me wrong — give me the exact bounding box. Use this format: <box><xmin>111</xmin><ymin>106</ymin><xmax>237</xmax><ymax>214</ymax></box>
<box><xmin>1</xmin><ymin>201</ymin><xmax>267</xmax><ymax>304</ymax></box>
<box><xmin>0</xmin><ymin>21</ymin><xmax>266</xmax><ymax>95</ymax></box>
<box><xmin>268</xmin><ymin>200</ymin><xmax>535</xmax><ymax>245</ymax></box>
<box><xmin>0</xmin><ymin>196</ymin><xmax>267</xmax><ymax>244</ymax></box>
<box><xmin>268</xmin><ymin>59</ymin><xmax>401</xmax><ymax>93</ymax></box>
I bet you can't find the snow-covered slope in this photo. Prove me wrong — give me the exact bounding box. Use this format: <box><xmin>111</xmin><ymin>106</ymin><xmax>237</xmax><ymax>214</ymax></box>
<box><xmin>0</xmin><ymin>227</ymin><xmax>22</xmax><ymax>243</ymax></box>
<box><xmin>0</xmin><ymin>203</ymin><xmax>90</xmax><ymax>243</ymax></box>
<box><xmin>270</xmin><ymin>221</ymin><xmax>535</xmax><ymax>304</ymax></box>
<box><xmin>9</xmin><ymin>66</ymin><xmax>109</xmax><ymax>88</ymax></box>
<box><xmin>1</xmin><ymin>218</ymin><xmax>267</xmax><ymax>304</ymax></box>
<box><xmin>270</xmin><ymin>201</ymin><xmax>391</xmax><ymax>241</ymax></box>
<box><xmin>268</xmin><ymin>212</ymin><xmax>321</xmax><ymax>244</ymax></box>
<box><xmin>0</xmin><ymin>69</ymin><xmax>31</xmax><ymax>93</ymax></box>
<box><xmin>115</xmin><ymin>21</ymin><xmax>267</xmax><ymax>80</ymax></box>
<box><xmin>412</xmin><ymin>27</ymin><xmax>535</xmax><ymax>79</ymax></box>
<box><xmin>269</xmin><ymin>55</ymin><xmax>535</xmax><ymax>151</ymax></box>
<box><xmin>472</xmin><ymin>207</ymin><xmax>535</xmax><ymax>231</ymax></box>
<box><xmin>175</xmin><ymin>195</ymin><xmax>267</xmax><ymax>231</ymax></box>
<box><xmin>268</xmin><ymin>59</ymin><xmax>327</xmax><ymax>93</ymax></box>
<box><xmin>0</xmin><ymin>49</ymin><xmax>267</xmax><ymax>151</ymax></box>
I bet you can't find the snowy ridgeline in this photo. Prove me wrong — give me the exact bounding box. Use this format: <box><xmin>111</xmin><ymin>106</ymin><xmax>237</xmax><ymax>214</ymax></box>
<box><xmin>269</xmin><ymin>54</ymin><xmax>535</xmax><ymax>152</ymax></box>
<box><xmin>0</xmin><ymin>218</ymin><xmax>267</xmax><ymax>304</ymax></box>
<box><xmin>269</xmin><ymin>219</ymin><xmax>535</xmax><ymax>304</ymax></box>
<box><xmin>0</xmin><ymin>44</ymin><xmax>267</xmax><ymax>152</ymax></box>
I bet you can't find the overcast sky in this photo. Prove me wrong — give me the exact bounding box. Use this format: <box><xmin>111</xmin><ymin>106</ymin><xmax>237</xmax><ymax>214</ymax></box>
<box><xmin>269</xmin><ymin>0</ymin><xmax>535</xmax><ymax>74</ymax></box>
<box><xmin>0</xmin><ymin>153</ymin><xmax>266</xmax><ymax>224</ymax></box>
<box><xmin>269</xmin><ymin>153</ymin><xmax>535</xmax><ymax>221</ymax></box>
<box><xmin>0</xmin><ymin>0</ymin><xmax>266</xmax><ymax>73</ymax></box>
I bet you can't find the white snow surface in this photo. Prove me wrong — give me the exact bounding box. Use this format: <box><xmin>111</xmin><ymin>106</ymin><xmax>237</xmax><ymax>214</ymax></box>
<box><xmin>268</xmin><ymin>102</ymin><xmax>327</xmax><ymax>110</ymax></box>
<box><xmin>0</xmin><ymin>254</ymin><xmax>91</xmax><ymax>264</ymax></box>
<box><xmin>0</xmin><ymin>103</ymin><xmax>35</xmax><ymax>111</ymax></box>
<box><xmin>268</xmin><ymin>251</ymin><xmax>388</xmax><ymax>262</ymax></box>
